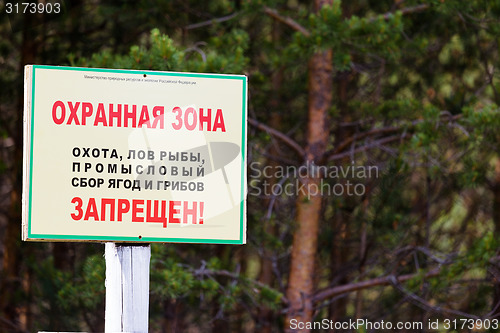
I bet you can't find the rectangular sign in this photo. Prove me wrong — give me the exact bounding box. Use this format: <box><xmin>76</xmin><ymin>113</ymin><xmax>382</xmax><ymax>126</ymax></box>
<box><xmin>23</xmin><ymin>65</ymin><xmax>247</xmax><ymax>244</ymax></box>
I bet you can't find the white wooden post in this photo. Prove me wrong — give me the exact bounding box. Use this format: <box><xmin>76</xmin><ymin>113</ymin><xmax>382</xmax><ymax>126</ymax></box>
<box><xmin>105</xmin><ymin>243</ymin><xmax>151</xmax><ymax>333</ymax></box>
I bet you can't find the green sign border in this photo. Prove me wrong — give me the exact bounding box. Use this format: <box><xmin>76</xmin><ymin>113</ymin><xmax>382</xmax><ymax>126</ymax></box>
<box><xmin>26</xmin><ymin>65</ymin><xmax>247</xmax><ymax>244</ymax></box>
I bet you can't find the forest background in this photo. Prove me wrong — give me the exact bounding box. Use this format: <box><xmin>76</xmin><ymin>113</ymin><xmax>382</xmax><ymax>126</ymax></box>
<box><xmin>1</xmin><ymin>0</ymin><xmax>500</xmax><ymax>332</ymax></box>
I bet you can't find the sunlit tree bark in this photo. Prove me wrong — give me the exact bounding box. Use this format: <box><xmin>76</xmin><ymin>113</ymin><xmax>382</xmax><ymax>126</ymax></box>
<box><xmin>285</xmin><ymin>0</ymin><xmax>333</xmax><ymax>326</ymax></box>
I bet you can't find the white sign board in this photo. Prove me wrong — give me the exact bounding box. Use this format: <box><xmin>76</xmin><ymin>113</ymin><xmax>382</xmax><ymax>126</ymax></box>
<box><xmin>23</xmin><ymin>65</ymin><xmax>247</xmax><ymax>244</ymax></box>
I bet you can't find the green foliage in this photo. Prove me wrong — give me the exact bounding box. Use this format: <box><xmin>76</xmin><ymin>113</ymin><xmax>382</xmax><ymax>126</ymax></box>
<box><xmin>58</xmin><ymin>254</ymin><xmax>105</xmax><ymax>311</ymax></box>
<box><xmin>284</xmin><ymin>2</ymin><xmax>403</xmax><ymax>70</ymax></box>
<box><xmin>430</xmin><ymin>232</ymin><xmax>498</xmax><ymax>293</ymax></box>
<box><xmin>151</xmin><ymin>258</ymin><xmax>195</xmax><ymax>299</ymax></box>
<box><xmin>464</xmin><ymin>104</ymin><xmax>500</xmax><ymax>143</ymax></box>
<box><xmin>76</xmin><ymin>28</ymin><xmax>248</xmax><ymax>74</ymax></box>
<box><xmin>150</xmin><ymin>255</ymin><xmax>284</xmax><ymax>308</ymax></box>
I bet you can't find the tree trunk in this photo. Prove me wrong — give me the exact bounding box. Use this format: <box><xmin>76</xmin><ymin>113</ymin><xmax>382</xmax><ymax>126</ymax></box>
<box><xmin>328</xmin><ymin>208</ymin><xmax>349</xmax><ymax>332</ymax></box>
<box><xmin>0</xmin><ymin>11</ymin><xmax>38</xmax><ymax>332</ymax></box>
<box><xmin>285</xmin><ymin>14</ymin><xmax>333</xmax><ymax>329</ymax></box>
<box><xmin>258</xmin><ymin>16</ymin><xmax>283</xmax><ymax>329</ymax></box>
<box><xmin>491</xmin><ymin>158</ymin><xmax>500</xmax><ymax>315</ymax></box>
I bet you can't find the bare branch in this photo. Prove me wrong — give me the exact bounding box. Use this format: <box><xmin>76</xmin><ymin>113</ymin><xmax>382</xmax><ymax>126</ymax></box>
<box><xmin>395</xmin><ymin>245</ymin><xmax>452</xmax><ymax>265</ymax></box>
<box><xmin>332</xmin><ymin>126</ymin><xmax>401</xmax><ymax>156</ymax></box>
<box><xmin>248</xmin><ymin>118</ymin><xmax>306</xmax><ymax>158</ymax></box>
<box><xmin>327</xmin><ymin>133</ymin><xmax>410</xmax><ymax>162</ymax></box>
<box><xmin>389</xmin><ymin>275</ymin><xmax>480</xmax><ymax>319</ymax></box>
<box><xmin>395</xmin><ymin>3</ymin><xmax>430</xmax><ymax>16</ymax></box>
<box><xmin>327</xmin><ymin>113</ymin><xmax>463</xmax><ymax>161</ymax></box>
<box><xmin>185</xmin><ymin>12</ymin><xmax>239</xmax><ymax>30</ymax></box>
<box><xmin>192</xmin><ymin>265</ymin><xmax>289</xmax><ymax>304</ymax></box>
<box><xmin>265</xmin><ymin>3</ymin><xmax>429</xmax><ymax>37</ymax></box>
<box><xmin>263</xmin><ymin>7</ymin><xmax>311</xmax><ymax>37</ymax></box>
<box><xmin>312</xmin><ymin>268</ymin><xmax>440</xmax><ymax>304</ymax></box>
<box><xmin>371</xmin><ymin>3</ymin><xmax>430</xmax><ymax>22</ymax></box>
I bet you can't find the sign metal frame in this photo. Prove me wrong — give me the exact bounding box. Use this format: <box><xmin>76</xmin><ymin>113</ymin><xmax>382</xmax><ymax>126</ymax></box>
<box><xmin>23</xmin><ymin>65</ymin><xmax>247</xmax><ymax>244</ymax></box>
